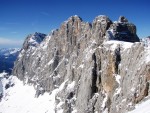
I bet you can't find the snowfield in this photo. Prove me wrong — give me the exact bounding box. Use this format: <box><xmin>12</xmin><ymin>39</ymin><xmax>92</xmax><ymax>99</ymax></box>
<box><xmin>103</xmin><ymin>40</ymin><xmax>134</xmax><ymax>50</ymax></box>
<box><xmin>0</xmin><ymin>73</ymin><xmax>57</xmax><ymax>113</ymax></box>
<box><xmin>1</xmin><ymin>74</ymin><xmax>150</xmax><ymax>113</ymax></box>
<box><xmin>128</xmin><ymin>99</ymin><xmax>150</xmax><ymax>113</ymax></box>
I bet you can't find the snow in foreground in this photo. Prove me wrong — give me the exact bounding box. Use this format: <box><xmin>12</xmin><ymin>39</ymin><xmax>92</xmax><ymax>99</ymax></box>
<box><xmin>0</xmin><ymin>74</ymin><xmax>57</xmax><ymax>113</ymax></box>
<box><xmin>128</xmin><ymin>98</ymin><xmax>150</xmax><ymax>113</ymax></box>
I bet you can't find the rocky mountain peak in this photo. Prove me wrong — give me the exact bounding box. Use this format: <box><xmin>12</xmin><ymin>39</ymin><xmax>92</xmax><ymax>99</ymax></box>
<box><xmin>65</xmin><ymin>15</ymin><xmax>83</xmax><ymax>26</ymax></box>
<box><xmin>107</xmin><ymin>16</ymin><xmax>139</xmax><ymax>42</ymax></box>
<box><xmin>12</xmin><ymin>15</ymin><xmax>149</xmax><ymax>113</ymax></box>
<box><xmin>68</xmin><ymin>15</ymin><xmax>82</xmax><ymax>21</ymax></box>
<box><xmin>92</xmin><ymin>15</ymin><xmax>112</xmax><ymax>30</ymax></box>
<box><xmin>93</xmin><ymin>15</ymin><xmax>112</xmax><ymax>23</ymax></box>
<box><xmin>118</xmin><ymin>16</ymin><xmax>128</xmax><ymax>23</ymax></box>
<box><xmin>22</xmin><ymin>32</ymin><xmax>46</xmax><ymax>50</ymax></box>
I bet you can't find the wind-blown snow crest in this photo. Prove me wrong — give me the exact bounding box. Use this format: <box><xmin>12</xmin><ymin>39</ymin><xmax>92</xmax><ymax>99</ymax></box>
<box><xmin>103</xmin><ymin>40</ymin><xmax>133</xmax><ymax>51</ymax></box>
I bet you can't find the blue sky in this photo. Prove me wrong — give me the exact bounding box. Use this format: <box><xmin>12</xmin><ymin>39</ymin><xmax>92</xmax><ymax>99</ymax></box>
<box><xmin>0</xmin><ymin>0</ymin><xmax>149</xmax><ymax>48</ymax></box>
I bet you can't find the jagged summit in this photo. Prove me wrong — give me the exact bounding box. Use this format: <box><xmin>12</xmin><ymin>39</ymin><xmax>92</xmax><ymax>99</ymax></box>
<box><xmin>69</xmin><ymin>15</ymin><xmax>82</xmax><ymax>20</ymax></box>
<box><xmin>64</xmin><ymin>15</ymin><xmax>139</xmax><ymax>43</ymax></box>
<box><xmin>23</xmin><ymin>32</ymin><xmax>46</xmax><ymax>49</ymax></box>
<box><xmin>118</xmin><ymin>16</ymin><xmax>128</xmax><ymax>23</ymax></box>
<box><xmin>106</xmin><ymin>16</ymin><xmax>139</xmax><ymax>42</ymax></box>
<box><xmin>11</xmin><ymin>15</ymin><xmax>150</xmax><ymax>113</ymax></box>
<box><xmin>23</xmin><ymin>15</ymin><xmax>139</xmax><ymax>47</ymax></box>
<box><xmin>93</xmin><ymin>15</ymin><xmax>113</xmax><ymax>37</ymax></box>
<box><xmin>93</xmin><ymin>15</ymin><xmax>112</xmax><ymax>22</ymax></box>
<box><xmin>64</xmin><ymin>15</ymin><xmax>83</xmax><ymax>24</ymax></box>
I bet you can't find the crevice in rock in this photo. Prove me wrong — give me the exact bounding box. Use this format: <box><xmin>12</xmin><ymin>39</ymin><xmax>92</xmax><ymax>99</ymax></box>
<box><xmin>106</xmin><ymin>97</ymin><xmax>112</xmax><ymax>113</ymax></box>
<box><xmin>52</xmin><ymin>50</ymin><xmax>59</xmax><ymax>71</ymax></box>
<box><xmin>64</xmin><ymin>92</ymin><xmax>75</xmax><ymax>113</ymax></box>
<box><xmin>115</xmin><ymin>46</ymin><xmax>121</xmax><ymax>74</ymax></box>
<box><xmin>67</xmin><ymin>92</ymin><xmax>74</xmax><ymax>100</ymax></box>
<box><xmin>97</xmin><ymin>59</ymin><xmax>102</xmax><ymax>86</ymax></box>
<box><xmin>144</xmin><ymin>82</ymin><xmax>149</xmax><ymax>97</ymax></box>
<box><xmin>134</xmin><ymin>82</ymin><xmax>149</xmax><ymax>104</ymax></box>
<box><xmin>91</xmin><ymin>53</ymin><xmax>98</xmax><ymax>96</ymax></box>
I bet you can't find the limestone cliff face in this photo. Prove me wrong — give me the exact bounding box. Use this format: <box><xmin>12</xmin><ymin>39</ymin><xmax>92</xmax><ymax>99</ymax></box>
<box><xmin>13</xmin><ymin>15</ymin><xmax>150</xmax><ymax>113</ymax></box>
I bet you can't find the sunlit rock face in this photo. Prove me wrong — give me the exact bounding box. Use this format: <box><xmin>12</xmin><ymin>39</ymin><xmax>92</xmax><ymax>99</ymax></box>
<box><xmin>13</xmin><ymin>15</ymin><xmax>150</xmax><ymax>113</ymax></box>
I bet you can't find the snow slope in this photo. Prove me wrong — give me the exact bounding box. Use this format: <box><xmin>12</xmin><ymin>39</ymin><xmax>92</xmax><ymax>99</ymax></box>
<box><xmin>0</xmin><ymin>73</ymin><xmax>60</xmax><ymax>113</ymax></box>
<box><xmin>128</xmin><ymin>99</ymin><xmax>150</xmax><ymax>113</ymax></box>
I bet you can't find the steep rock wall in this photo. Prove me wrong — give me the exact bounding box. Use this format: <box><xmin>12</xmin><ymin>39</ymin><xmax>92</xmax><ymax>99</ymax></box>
<box><xmin>13</xmin><ymin>15</ymin><xmax>150</xmax><ymax>113</ymax></box>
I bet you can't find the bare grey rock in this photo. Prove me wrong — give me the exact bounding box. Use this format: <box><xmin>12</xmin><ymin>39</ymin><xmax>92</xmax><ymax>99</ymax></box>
<box><xmin>107</xmin><ymin>16</ymin><xmax>139</xmax><ymax>42</ymax></box>
<box><xmin>12</xmin><ymin>15</ymin><xmax>149</xmax><ymax>113</ymax></box>
<box><xmin>119</xmin><ymin>16</ymin><xmax>128</xmax><ymax>23</ymax></box>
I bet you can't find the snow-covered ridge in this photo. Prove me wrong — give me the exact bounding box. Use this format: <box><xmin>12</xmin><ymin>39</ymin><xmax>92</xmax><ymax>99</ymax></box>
<box><xmin>27</xmin><ymin>32</ymin><xmax>46</xmax><ymax>47</ymax></box>
<box><xmin>103</xmin><ymin>40</ymin><xmax>134</xmax><ymax>50</ymax></box>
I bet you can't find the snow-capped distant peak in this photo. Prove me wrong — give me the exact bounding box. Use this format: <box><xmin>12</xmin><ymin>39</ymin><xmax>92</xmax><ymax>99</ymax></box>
<box><xmin>0</xmin><ymin>48</ymin><xmax>20</xmax><ymax>73</ymax></box>
<box><xmin>26</xmin><ymin>32</ymin><xmax>46</xmax><ymax>47</ymax></box>
<box><xmin>0</xmin><ymin>48</ymin><xmax>20</xmax><ymax>56</ymax></box>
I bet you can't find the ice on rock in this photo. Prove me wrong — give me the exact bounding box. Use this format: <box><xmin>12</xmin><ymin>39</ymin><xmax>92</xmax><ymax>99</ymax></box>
<box><xmin>115</xmin><ymin>74</ymin><xmax>121</xmax><ymax>84</ymax></box>
<box><xmin>67</xmin><ymin>81</ymin><xmax>75</xmax><ymax>92</ymax></box>
<box><xmin>48</xmin><ymin>58</ymin><xmax>54</xmax><ymax>65</ymax></box>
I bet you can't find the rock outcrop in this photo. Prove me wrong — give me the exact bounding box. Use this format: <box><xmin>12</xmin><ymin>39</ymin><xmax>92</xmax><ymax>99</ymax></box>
<box><xmin>13</xmin><ymin>15</ymin><xmax>150</xmax><ymax>113</ymax></box>
<box><xmin>106</xmin><ymin>16</ymin><xmax>139</xmax><ymax>42</ymax></box>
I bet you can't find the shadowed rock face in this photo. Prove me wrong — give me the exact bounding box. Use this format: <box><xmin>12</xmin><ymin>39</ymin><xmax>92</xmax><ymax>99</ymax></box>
<box><xmin>13</xmin><ymin>15</ymin><xmax>150</xmax><ymax>113</ymax></box>
<box><xmin>106</xmin><ymin>16</ymin><xmax>139</xmax><ymax>42</ymax></box>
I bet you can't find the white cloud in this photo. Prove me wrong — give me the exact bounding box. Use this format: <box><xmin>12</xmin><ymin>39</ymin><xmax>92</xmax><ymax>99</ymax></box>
<box><xmin>0</xmin><ymin>27</ymin><xmax>7</xmax><ymax>30</ymax></box>
<box><xmin>5</xmin><ymin>22</ymin><xmax>19</xmax><ymax>25</ymax></box>
<box><xmin>0</xmin><ymin>37</ymin><xmax>23</xmax><ymax>48</ymax></box>
<box><xmin>40</xmin><ymin>12</ymin><xmax>49</xmax><ymax>16</ymax></box>
<box><xmin>11</xmin><ymin>31</ymin><xmax>18</xmax><ymax>34</ymax></box>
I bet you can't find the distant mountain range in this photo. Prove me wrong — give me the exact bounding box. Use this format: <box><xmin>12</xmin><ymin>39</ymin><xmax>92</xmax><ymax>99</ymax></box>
<box><xmin>0</xmin><ymin>48</ymin><xmax>20</xmax><ymax>74</ymax></box>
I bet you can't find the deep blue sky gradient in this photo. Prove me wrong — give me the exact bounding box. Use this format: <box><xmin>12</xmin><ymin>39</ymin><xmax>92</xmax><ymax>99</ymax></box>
<box><xmin>0</xmin><ymin>0</ymin><xmax>149</xmax><ymax>48</ymax></box>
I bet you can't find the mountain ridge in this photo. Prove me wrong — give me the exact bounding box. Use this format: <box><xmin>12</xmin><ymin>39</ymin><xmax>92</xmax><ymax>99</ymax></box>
<box><xmin>8</xmin><ymin>15</ymin><xmax>150</xmax><ymax>113</ymax></box>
